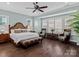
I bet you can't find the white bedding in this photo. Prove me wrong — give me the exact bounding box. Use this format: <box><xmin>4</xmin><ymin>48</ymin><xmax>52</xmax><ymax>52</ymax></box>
<box><xmin>10</xmin><ymin>32</ymin><xmax>39</xmax><ymax>44</ymax></box>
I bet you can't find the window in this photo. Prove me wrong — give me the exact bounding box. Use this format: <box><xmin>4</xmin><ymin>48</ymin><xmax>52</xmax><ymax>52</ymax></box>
<box><xmin>48</xmin><ymin>17</ymin><xmax>55</xmax><ymax>33</ymax></box>
<box><xmin>0</xmin><ymin>16</ymin><xmax>9</xmax><ymax>34</ymax></box>
<box><xmin>34</xmin><ymin>18</ymin><xmax>42</xmax><ymax>32</ymax></box>
<box><xmin>55</xmin><ymin>16</ymin><xmax>63</xmax><ymax>32</ymax></box>
<box><xmin>42</xmin><ymin>17</ymin><xmax>55</xmax><ymax>33</ymax></box>
<box><xmin>64</xmin><ymin>15</ymin><xmax>74</xmax><ymax>28</ymax></box>
<box><xmin>0</xmin><ymin>16</ymin><xmax>8</xmax><ymax>25</ymax></box>
<box><xmin>42</xmin><ymin>19</ymin><xmax>48</xmax><ymax>29</ymax></box>
<box><xmin>41</xmin><ymin>15</ymin><xmax>74</xmax><ymax>33</ymax></box>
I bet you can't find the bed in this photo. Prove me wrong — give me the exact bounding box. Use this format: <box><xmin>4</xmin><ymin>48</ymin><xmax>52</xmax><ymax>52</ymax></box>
<box><xmin>9</xmin><ymin>22</ymin><xmax>42</xmax><ymax>48</ymax></box>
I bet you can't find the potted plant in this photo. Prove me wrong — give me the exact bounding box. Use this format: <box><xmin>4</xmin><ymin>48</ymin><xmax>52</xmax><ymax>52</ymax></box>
<box><xmin>68</xmin><ymin>12</ymin><xmax>79</xmax><ymax>34</ymax></box>
<box><xmin>68</xmin><ymin>11</ymin><xmax>79</xmax><ymax>45</ymax></box>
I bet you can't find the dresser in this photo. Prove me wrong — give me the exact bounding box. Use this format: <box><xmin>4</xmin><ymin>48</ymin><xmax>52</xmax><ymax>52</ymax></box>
<box><xmin>0</xmin><ymin>34</ymin><xmax>10</xmax><ymax>43</ymax></box>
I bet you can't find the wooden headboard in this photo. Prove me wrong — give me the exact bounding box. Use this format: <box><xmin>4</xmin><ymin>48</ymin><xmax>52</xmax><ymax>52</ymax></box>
<box><xmin>9</xmin><ymin>22</ymin><xmax>28</xmax><ymax>33</ymax></box>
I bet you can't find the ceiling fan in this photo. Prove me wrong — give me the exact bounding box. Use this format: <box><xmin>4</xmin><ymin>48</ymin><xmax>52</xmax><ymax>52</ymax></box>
<box><xmin>26</xmin><ymin>2</ymin><xmax>48</xmax><ymax>13</ymax></box>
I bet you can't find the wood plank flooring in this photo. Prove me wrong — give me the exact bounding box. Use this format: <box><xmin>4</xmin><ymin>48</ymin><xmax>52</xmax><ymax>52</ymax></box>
<box><xmin>0</xmin><ymin>39</ymin><xmax>79</xmax><ymax>57</ymax></box>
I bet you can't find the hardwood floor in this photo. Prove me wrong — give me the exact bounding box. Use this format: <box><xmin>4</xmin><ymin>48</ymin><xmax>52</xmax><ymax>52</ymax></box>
<box><xmin>0</xmin><ymin>39</ymin><xmax>79</xmax><ymax>57</ymax></box>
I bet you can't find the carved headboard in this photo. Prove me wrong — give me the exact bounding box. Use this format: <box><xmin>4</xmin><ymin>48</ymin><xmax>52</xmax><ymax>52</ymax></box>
<box><xmin>9</xmin><ymin>22</ymin><xmax>28</xmax><ymax>33</ymax></box>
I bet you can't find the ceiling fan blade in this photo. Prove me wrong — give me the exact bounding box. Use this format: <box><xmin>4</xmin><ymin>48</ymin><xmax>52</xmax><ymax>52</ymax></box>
<box><xmin>38</xmin><ymin>9</ymin><xmax>44</xmax><ymax>12</ymax></box>
<box><xmin>26</xmin><ymin>7</ymin><xmax>34</xmax><ymax>9</ymax></box>
<box><xmin>33</xmin><ymin>2</ymin><xmax>36</xmax><ymax>6</ymax></box>
<box><xmin>39</xmin><ymin>6</ymin><xmax>48</xmax><ymax>9</ymax></box>
<box><xmin>33</xmin><ymin>9</ymin><xmax>37</xmax><ymax>13</ymax></box>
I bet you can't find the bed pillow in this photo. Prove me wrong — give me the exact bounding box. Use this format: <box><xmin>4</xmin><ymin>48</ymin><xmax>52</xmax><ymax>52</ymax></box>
<box><xmin>14</xmin><ymin>29</ymin><xmax>21</xmax><ymax>33</ymax></box>
<box><xmin>14</xmin><ymin>29</ymin><xmax>27</xmax><ymax>33</ymax></box>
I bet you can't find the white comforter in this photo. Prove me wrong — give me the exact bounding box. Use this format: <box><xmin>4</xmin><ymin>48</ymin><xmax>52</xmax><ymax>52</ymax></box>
<box><xmin>10</xmin><ymin>32</ymin><xmax>39</xmax><ymax>44</ymax></box>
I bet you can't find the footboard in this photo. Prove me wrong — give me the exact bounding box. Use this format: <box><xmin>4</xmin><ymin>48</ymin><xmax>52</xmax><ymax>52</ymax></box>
<box><xmin>19</xmin><ymin>37</ymin><xmax>43</xmax><ymax>48</ymax></box>
<box><xmin>10</xmin><ymin>38</ymin><xmax>21</xmax><ymax>47</ymax></box>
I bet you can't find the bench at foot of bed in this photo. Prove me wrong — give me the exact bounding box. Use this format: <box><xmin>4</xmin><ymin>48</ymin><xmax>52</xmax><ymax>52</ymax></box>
<box><xmin>16</xmin><ymin>37</ymin><xmax>43</xmax><ymax>48</ymax></box>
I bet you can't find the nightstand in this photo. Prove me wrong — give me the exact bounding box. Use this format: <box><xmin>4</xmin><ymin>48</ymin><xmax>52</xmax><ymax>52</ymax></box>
<box><xmin>0</xmin><ymin>33</ymin><xmax>10</xmax><ymax>43</ymax></box>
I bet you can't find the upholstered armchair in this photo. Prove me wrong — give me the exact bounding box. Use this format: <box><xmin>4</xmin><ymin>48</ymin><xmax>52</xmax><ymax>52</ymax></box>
<box><xmin>39</xmin><ymin>28</ymin><xmax>46</xmax><ymax>38</ymax></box>
<box><xmin>58</xmin><ymin>29</ymin><xmax>71</xmax><ymax>43</ymax></box>
<box><xmin>64</xmin><ymin>29</ymin><xmax>71</xmax><ymax>43</ymax></box>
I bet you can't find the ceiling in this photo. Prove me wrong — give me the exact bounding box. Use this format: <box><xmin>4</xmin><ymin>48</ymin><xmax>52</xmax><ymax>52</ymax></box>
<box><xmin>0</xmin><ymin>2</ymin><xmax>77</xmax><ymax>17</ymax></box>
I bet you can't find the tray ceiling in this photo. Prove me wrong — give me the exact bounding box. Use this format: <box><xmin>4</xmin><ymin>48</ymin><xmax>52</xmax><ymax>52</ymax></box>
<box><xmin>0</xmin><ymin>2</ymin><xmax>77</xmax><ymax>17</ymax></box>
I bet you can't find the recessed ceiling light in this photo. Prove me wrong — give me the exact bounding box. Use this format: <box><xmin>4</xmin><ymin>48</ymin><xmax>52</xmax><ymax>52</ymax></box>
<box><xmin>64</xmin><ymin>2</ymin><xmax>69</xmax><ymax>4</ymax></box>
<box><xmin>64</xmin><ymin>2</ymin><xmax>70</xmax><ymax>6</ymax></box>
<box><xmin>6</xmin><ymin>2</ymin><xmax>10</xmax><ymax>5</ymax></box>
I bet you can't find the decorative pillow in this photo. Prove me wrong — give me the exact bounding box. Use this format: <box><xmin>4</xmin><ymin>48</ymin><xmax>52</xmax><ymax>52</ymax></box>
<box><xmin>11</xmin><ymin>29</ymin><xmax>15</xmax><ymax>33</ymax></box>
<box><xmin>64</xmin><ymin>32</ymin><xmax>69</xmax><ymax>36</ymax></box>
